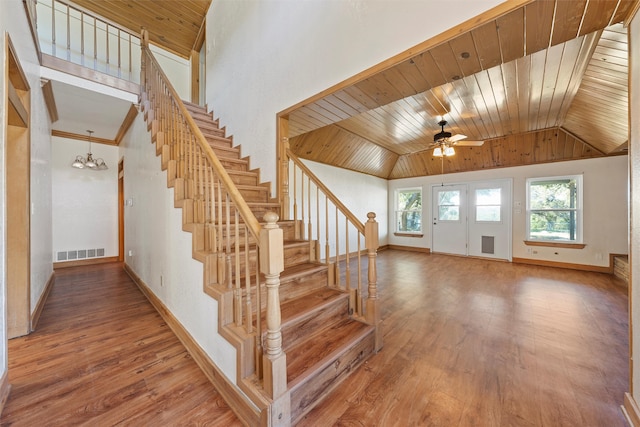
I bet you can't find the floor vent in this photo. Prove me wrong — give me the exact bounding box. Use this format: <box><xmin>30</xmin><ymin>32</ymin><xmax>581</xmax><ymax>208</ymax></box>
<box><xmin>56</xmin><ymin>248</ymin><xmax>106</xmax><ymax>262</ymax></box>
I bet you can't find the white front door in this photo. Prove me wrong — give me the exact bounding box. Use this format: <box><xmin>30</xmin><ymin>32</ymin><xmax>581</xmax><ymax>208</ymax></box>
<box><xmin>432</xmin><ymin>184</ymin><xmax>467</xmax><ymax>255</ymax></box>
<box><xmin>468</xmin><ymin>180</ymin><xmax>512</xmax><ymax>260</ymax></box>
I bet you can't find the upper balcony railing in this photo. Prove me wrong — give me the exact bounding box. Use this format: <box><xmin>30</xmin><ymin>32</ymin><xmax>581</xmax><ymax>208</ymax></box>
<box><xmin>27</xmin><ymin>0</ymin><xmax>141</xmax><ymax>92</ymax></box>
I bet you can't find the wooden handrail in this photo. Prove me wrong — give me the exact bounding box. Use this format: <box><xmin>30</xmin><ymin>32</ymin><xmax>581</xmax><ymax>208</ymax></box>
<box><xmin>287</xmin><ymin>149</ymin><xmax>365</xmax><ymax>235</ymax></box>
<box><xmin>141</xmin><ymin>33</ymin><xmax>261</xmax><ymax>241</ymax></box>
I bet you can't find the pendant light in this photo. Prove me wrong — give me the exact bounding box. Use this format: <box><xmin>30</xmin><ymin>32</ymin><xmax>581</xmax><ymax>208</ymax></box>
<box><xmin>71</xmin><ymin>130</ymin><xmax>108</xmax><ymax>170</ymax></box>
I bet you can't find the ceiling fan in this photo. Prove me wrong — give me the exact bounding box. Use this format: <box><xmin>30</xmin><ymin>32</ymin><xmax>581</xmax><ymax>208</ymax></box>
<box><xmin>429</xmin><ymin>120</ymin><xmax>484</xmax><ymax>157</ymax></box>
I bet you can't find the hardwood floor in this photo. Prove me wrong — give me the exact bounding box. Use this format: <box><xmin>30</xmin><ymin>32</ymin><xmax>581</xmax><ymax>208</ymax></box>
<box><xmin>0</xmin><ymin>262</ymin><xmax>241</xmax><ymax>426</ymax></box>
<box><xmin>0</xmin><ymin>252</ymin><xmax>628</xmax><ymax>426</ymax></box>
<box><xmin>299</xmin><ymin>251</ymin><xmax>629</xmax><ymax>426</ymax></box>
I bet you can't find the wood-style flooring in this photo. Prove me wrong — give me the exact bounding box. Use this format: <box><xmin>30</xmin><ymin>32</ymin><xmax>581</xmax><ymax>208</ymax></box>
<box><xmin>0</xmin><ymin>262</ymin><xmax>241</xmax><ymax>426</ymax></box>
<box><xmin>0</xmin><ymin>251</ymin><xmax>629</xmax><ymax>426</ymax></box>
<box><xmin>300</xmin><ymin>251</ymin><xmax>629</xmax><ymax>426</ymax></box>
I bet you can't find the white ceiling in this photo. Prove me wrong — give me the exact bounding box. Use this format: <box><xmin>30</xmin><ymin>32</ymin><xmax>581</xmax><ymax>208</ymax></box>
<box><xmin>49</xmin><ymin>79</ymin><xmax>136</xmax><ymax>141</ymax></box>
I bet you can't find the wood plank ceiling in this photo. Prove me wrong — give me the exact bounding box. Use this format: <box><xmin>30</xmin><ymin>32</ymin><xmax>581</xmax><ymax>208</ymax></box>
<box><xmin>70</xmin><ymin>0</ymin><xmax>211</xmax><ymax>58</ymax></box>
<box><xmin>286</xmin><ymin>0</ymin><xmax>636</xmax><ymax>179</ymax></box>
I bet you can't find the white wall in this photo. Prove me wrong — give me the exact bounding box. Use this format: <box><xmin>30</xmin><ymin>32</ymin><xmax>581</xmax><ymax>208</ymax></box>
<box><xmin>51</xmin><ymin>136</ymin><xmax>119</xmax><ymax>261</ymax></box>
<box><xmin>149</xmin><ymin>44</ymin><xmax>191</xmax><ymax>101</ymax></box>
<box><xmin>388</xmin><ymin>156</ymin><xmax>628</xmax><ymax>267</ymax></box>
<box><xmin>206</xmin><ymin>0</ymin><xmax>505</xmax><ymax>192</ymax></box>
<box><xmin>1</xmin><ymin>0</ymin><xmax>54</xmax><ymax>368</ymax></box>
<box><xmin>120</xmin><ymin>116</ymin><xmax>237</xmax><ymax>382</ymax></box>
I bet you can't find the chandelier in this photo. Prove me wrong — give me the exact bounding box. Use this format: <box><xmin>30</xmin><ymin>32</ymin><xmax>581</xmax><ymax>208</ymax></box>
<box><xmin>71</xmin><ymin>130</ymin><xmax>108</xmax><ymax>170</ymax></box>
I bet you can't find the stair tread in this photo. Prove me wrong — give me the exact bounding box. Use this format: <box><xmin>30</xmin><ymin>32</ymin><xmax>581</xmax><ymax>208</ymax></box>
<box><xmin>281</xmin><ymin>262</ymin><xmax>327</xmax><ymax>279</ymax></box>
<box><xmin>278</xmin><ymin>287</ymin><xmax>345</xmax><ymax>328</ymax></box>
<box><xmin>287</xmin><ymin>318</ymin><xmax>374</xmax><ymax>387</ymax></box>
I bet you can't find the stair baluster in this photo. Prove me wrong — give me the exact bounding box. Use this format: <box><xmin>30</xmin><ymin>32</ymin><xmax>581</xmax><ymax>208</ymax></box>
<box><xmin>286</xmin><ymin>150</ymin><xmax>381</xmax><ymax>347</ymax></box>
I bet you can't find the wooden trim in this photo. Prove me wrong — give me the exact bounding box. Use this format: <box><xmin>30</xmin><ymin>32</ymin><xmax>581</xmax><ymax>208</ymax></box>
<box><xmin>624</xmin><ymin>1</ymin><xmax>640</xmax><ymax>27</ymax></box>
<box><xmin>385</xmin><ymin>244</ymin><xmax>431</xmax><ymax>254</ymax></box>
<box><xmin>524</xmin><ymin>240</ymin><xmax>587</xmax><ymax>249</ymax></box>
<box><xmin>41</xmin><ymin>54</ymin><xmax>139</xmax><ymax>94</ymax></box>
<box><xmin>7</xmin><ymin>80</ymin><xmax>28</xmax><ymax>127</ymax></box>
<box><xmin>31</xmin><ymin>271</ymin><xmax>55</xmax><ymax>331</ymax></box>
<box><xmin>192</xmin><ymin>17</ymin><xmax>206</xmax><ymax>53</ymax></box>
<box><xmin>277</xmin><ymin>0</ymin><xmax>534</xmax><ymax>117</ymax></box>
<box><xmin>190</xmin><ymin>50</ymin><xmax>200</xmax><ymax>105</ymax></box>
<box><xmin>7</xmin><ymin>36</ymin><xmax>29</xmax><ymax>91</ymax></box>
<box><xmin>41</xmin><ymin>80</ymin><xmax>58</xmax><ymax>123</ymax></box>
<box><xmin>51</xmin><ymin>129</ymin><xmax>116</xmax><ymax>146</ymax></box>
<box><xmin>393</xmin><ymin>233</ymin><xmax>424</xmax><ymax>238</ymax></box>
<box><xmin>123</xmin><ymin>263</ymin><xmax>261</xmax><ymax>426</ymax></box>
<box><xmin>118</xmin><ymin>159</ymin><xmax>125</xmax><ymax>262</ymax></box>
<box><xmin>114</xmin><ymin>104</ymin><xmax>138</xmax><ymax>145</ymax></box>
<box><xmin>623</xmin><ymin>393</ymin><xmax>640</xmax><ymax>427</ymax></box>
<box><xmin>53</xmin><ymin>256</ymin><xmax>119</xmax><ymax>269</ymax></box>
<box><xmin>512</xmin><ymin>257</ymin><xmax>612</xmax><ymax>274</ymax></box>
<box><xmin>0</xmin><ymin>372</ymin><xmax>11</xmax><ymax>417</ymax></box>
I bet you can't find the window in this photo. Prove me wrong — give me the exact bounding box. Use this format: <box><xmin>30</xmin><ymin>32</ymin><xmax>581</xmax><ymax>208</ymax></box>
<box><xmin>475</xmin><ymin>188</ymin><xmax>501</xmax><ymax>222</ymax></box>
<box><xmin>527</xmin><ymin>175</ymin><xmax>582</xmax><ymax>242</ymax></box>
<box><xmin>396</xmin><ymin>188</ymin><xmax>422</xmax><ymax>233</ymax></box>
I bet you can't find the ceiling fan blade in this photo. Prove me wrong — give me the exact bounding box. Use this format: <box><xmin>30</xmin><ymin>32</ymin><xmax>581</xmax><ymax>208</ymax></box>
<box><xmin>455</xmin><ymin>140</ymin><xmax>485</xmax><ymax>146</ymax></box>
<box><xmin>448</xmin><ymin>134</ymin><xmax>467</xmax><ymax>142</ymax></box>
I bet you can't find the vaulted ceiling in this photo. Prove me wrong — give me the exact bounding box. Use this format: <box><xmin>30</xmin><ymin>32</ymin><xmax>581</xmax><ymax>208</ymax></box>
<box><xmin>284</xmin><ymin>0</ymin><xmax>637</xmax><ymax>179</ymax></box>
<box><xmin>70</xmin><ymin>0</ymin><xmax>210</xmax><ymax>58</ymax></box>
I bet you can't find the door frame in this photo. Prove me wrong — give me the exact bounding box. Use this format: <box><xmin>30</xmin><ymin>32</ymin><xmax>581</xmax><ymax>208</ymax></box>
<box><xmin>5</xmin><ymin>34</ymin><xmax>31</xmax><ymax>338</ymax></box>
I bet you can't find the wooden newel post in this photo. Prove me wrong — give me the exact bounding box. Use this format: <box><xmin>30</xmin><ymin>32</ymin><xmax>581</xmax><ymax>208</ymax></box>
<box><xmin>364</xmin><ymin>212</ymin><xmax>382</xmax><ymax>351</ymax></box>
<box><xmin>260</xmin><ymin>212</ymin><xmax>291</xmax><ymax>424</ymax></box>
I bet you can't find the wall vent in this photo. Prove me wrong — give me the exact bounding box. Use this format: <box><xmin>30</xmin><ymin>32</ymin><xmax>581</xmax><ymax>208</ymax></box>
<box><xmin>55</xmin><ymin>248</ymin><xmax>106</xmax><ymax>262</ymax></box>
<box><xmin>481</xmin><ymin>236</ymin><xmax>495</xmax><ymax>254</ymax></box>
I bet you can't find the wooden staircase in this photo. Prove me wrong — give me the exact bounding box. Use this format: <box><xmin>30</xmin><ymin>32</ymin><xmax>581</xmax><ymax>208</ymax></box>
<box><xmin>147</xmin><ymin>98</ymin><xmax>377</xmax><ymax>424</ymax></box>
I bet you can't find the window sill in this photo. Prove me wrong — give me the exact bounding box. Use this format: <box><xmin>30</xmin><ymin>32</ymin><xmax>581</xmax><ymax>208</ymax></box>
<box><xmin>394</xmin><ymin>232</ymin><xmax>424</xmax><ymax>238</ymax></box>
<box><xmin>524</xmin><ymin>240</ymin><xmax>586</xmax><ymax>249</ymax></box>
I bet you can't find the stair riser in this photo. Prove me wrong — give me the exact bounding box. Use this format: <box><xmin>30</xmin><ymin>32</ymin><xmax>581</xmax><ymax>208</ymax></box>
<box><xmin>279</xmin><ymin>267</ymin><xmax>329</xmax><ymax>303</ymax></box>
<box><xmin>290</xmin><ymin>331</ymin><xmax>375</xmax><ymax>424</ymax></box>
<box><xmin>219</xmin><ymin>159</ymin><xmax>248</xmax><ymax>172</ymax></box>
<box><xmin>209</xmin><ymin>145</ymin><xmax>240</xmax><ymax>159</ymax></box>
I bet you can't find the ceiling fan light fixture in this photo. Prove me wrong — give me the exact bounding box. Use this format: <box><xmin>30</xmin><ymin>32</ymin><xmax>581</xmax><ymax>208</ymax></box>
<box><xmin>444</xmin><ymin>146</ymin><xmax>455</xmax><ymax>156</ymax></box>
<box><xmin>433</xmin><ymin>147</ymin><xmax>443</xmax><ymax>157</ymax></box>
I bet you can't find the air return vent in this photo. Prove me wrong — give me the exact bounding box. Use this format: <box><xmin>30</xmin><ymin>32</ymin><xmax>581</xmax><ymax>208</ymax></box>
<box><xmin>481</xmin><ymin>236</ymin><xmax>495</xmax><ymax>254</ymax></box>
<box><xmin>56</xmin><ymin>248</ymin><xmax>105</xmax><ymax>262</ymax></box>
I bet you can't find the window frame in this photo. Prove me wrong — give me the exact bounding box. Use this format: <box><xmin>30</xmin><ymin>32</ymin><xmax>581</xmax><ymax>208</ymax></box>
<box><xmin>395</xmin><ymin>187</ymin><xmax>423</xmax><ymax>234</ymax></box>
<box><xmin>526</xmin><ymin>175</ymin><xmax>583</xmax><ymax>243</ymax></box>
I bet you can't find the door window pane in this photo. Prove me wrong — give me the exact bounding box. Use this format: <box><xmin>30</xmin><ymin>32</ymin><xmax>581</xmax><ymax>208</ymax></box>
<box><xmin>475</xmin><ymin>188</ymin><xmax>501</xmax><ymax>222</ymax></box>
<box><xmin>438</xmin><ymin>190</ymin><xmax>460</xmax><ymax>221</ymax></box>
